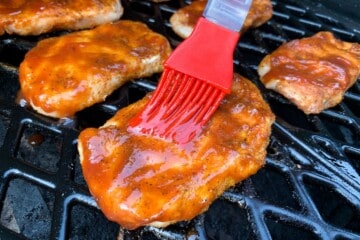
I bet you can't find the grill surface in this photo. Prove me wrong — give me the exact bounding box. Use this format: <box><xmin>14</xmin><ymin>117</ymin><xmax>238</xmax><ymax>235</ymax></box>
<box><xmin>0</xmin><ymin>0</ymin><xmax>360</xmax><ymax>239</ymax></box>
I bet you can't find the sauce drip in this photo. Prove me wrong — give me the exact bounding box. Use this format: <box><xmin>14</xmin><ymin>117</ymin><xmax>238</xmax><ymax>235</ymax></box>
<box><xmin>28</xmin><ymin>133</ymin><xmax>44</xmax><ymax>146</ymax></box>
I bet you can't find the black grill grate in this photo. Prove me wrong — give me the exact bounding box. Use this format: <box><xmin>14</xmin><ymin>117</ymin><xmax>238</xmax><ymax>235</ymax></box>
<box><xmin>1</xmin><ymin>0</ymin><xmax>360</xmax><ymax>239</ymax></box>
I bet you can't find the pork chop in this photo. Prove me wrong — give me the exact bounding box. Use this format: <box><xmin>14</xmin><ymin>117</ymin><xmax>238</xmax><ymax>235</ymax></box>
<box><xmin>0</xmin><ymin>0</ymin><xmax>123</xmax><ymax>36</ymax></box>
<box><xmin>77</xmin><ymin>73</ymin><xmax>275</xmax><ymax>229</ymax></box>
<box><xmin>19</xmin><ymin>20</ymin><xmax>172</xmax><ymax>118</ymax></box>
<box><xmin>258</xmin><ymin>31</ymin><xmax>360</xmax><ymax>114</ymax></box>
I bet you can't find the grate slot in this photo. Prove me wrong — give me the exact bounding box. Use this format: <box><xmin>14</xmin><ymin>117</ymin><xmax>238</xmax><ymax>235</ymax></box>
<box><xmin>67</xmin><ymin>204</ymin><xmax>120</xmax><ymax>240</ymax></box>
<box><xmin>250</xmin><ymin>166</ymin><xmax>303</xmax><ymax>212</ymax></box>
<box><xmin>15</xmin><ymin>122</ymin><xmax>63</xmax><ymax>174</ymax></box>
<box><xmin>204</xmin><ymin>199</ymin><xmax>255</xmax><ymax>240</ymax></box>
<box><xmin>264</xmin><ymin>213</ymin><xmax>321</xmax><ymax>240</ymax></box>
<box><xmin>0</xmin><ymin>178</ymin><xmax>54</xmax><ymax>240</ymax></box>
<box><xmin>303</xmin><ymin>176</ymin><xmax>360</xmax><ymax>234</ymax></box>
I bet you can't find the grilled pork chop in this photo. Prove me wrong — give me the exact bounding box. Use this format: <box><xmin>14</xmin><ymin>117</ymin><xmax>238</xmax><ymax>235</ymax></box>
<box><xmin>170</xmin><ymin>0</ymin><xmax>273</xmax><ymax>39</ymax></box>
<box><xmin>19</xmin><ymin>20</ymin><xmax>172</xmax><ymax>118</ymax></box>
<box><xmin>77</xmin><ymin>74</ymin><xmax>275</xmax><ymax>230</ymax></box>
<box><xmin>0</xmin><ymin>0</ymin><xmax>123</xmax><ymax>36</ymax></box>
<box><xmin>258</xmin><ymin>31</ymin><xmax>360</xmax><ymax>114</ymax></box>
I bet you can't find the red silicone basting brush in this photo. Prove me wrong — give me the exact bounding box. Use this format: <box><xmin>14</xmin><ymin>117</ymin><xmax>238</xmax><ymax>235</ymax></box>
<box><xmin>129</xmin><ymin>0</ymin><xmax>253</xmax><ymax>144</ymax></box>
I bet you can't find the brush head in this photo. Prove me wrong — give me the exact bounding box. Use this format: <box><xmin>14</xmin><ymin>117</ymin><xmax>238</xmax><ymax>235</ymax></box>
<box><xmin>129</xmin><ymin>17</ymin><xmax>239</xmax><ymax>144</ymax></box>
<box><xmin>129</xmin><ymin>68</ymin><xmax>226</xmax><ymax>144</ymax></box>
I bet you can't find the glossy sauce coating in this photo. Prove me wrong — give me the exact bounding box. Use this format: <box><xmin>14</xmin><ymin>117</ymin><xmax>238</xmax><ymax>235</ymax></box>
<box><xmin>19</xmin><ymin>20</ymin><xmax>172</xmax><ymax>118</ymax></box>
<box><xmin>78</xmin><ymin>74</ymin><xmax>275</xmax><ymax>229</ymax></box>
<box><xmin>261</xmin><ymin>33</ymin><xmax>358</xmax><ymax>89</ymax></box>
<box><xmin>0</xmin><ymin>0</ymin><xmax>123</xmax><ymax>35</ymax></box>
<box><xmin>258</xmin><ymin>31</ymin><xmax>360</xmax><ymax>114</ymax></box>
<box><xmin>1</xmin><ymin>0</ymin><xmax>63</xmax><ymax>14</ymax></box>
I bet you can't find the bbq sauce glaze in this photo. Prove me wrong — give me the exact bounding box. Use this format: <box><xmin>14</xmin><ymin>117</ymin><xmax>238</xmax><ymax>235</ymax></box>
<box><xmin>78</xmin><ymin>74</ymin><xmax>275</xmax><ymax>229</ymax></box>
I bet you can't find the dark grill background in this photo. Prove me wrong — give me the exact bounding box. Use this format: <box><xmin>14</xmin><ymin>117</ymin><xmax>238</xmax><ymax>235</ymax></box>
<box><xmin>0</xmin><ymin>0</ymin><xmax>359</xmax><ymax>239</ymax></box>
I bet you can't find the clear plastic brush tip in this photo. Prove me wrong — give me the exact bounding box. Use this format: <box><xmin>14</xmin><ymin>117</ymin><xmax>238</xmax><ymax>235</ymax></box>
<box><xmin>203</xmin><ymin>0</ymin><xmax>253</xmax><ymax>32</ymax></box>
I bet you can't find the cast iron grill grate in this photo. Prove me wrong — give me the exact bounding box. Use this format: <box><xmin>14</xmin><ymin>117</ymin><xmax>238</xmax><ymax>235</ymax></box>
<box><xmin>0</xmin><ymin>0</ymin><xmax>360</xmax><ymax>239</ymax></box>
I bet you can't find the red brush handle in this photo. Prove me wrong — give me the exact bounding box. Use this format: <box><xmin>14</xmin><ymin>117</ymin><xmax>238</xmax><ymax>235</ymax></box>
<box><xmin>165</xmin><ymin>17</ymin><xmax>240</xmax><ymax>93</ymax></box>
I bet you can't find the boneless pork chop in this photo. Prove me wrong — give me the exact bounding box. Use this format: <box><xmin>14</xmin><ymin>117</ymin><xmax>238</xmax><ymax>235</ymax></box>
<box><xmin>170</xmin><ymin>0</ymin><xmax>273</xmax><ymax>39</ymax></box>
<box><xmin>77</xmin><ymin>74</ymin><xmax>275</xmax><ymax>229</ymax></box>
<box><xmin>0</xmin><ymin>0</ymin><xmax>123</xmax><ymax>36</ymax></box>
<box><xmin>258</xmin><ymin>31</ymin><xmax>360</xmax><ymax>114</ymax></box>
<box><xmin>19</xmin><ymin>20</ymin><xmax>172</xmax><ymax>118</ymax></box>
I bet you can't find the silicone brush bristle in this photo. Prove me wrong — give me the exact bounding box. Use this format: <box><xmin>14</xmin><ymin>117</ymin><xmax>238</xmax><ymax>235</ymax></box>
<box><xmin>129</xmin><ymin>68</ymin><xmax>225</xmax><ymax>144</ymax></box>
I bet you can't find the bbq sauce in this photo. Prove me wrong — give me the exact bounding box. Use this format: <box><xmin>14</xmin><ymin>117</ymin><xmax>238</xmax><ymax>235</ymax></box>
<box><xmin>262</xmin><ymin>32</ymin><xmax>358</xmax><ymax>90</ymax></box>
<box><xmin>78</xmin><ymin>74</ymin><xmax>275</xmax><ymax>229</ymax></box>
<box><xmin>28</xmin><ymin>133</ymin><xmax>44</xmax><ymax>146</ymax></box>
